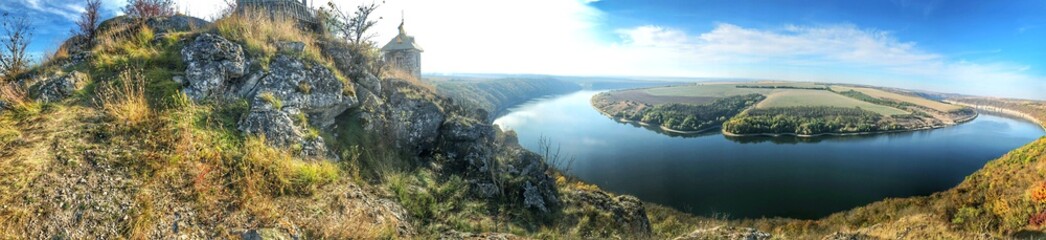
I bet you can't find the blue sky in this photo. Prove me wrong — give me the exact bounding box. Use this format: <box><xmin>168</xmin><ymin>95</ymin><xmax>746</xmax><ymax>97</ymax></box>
<box><xmin>3</xmin><ymin>0</ymin><xmax>1045</xmax><ymax>99</ymax></box>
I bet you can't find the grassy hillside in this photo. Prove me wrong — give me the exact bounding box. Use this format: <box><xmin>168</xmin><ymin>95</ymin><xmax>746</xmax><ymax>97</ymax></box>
<box><xmin>1</xmin><ymin>7</ymin><xmax>1044</xmax><ymax>240</ymax></box>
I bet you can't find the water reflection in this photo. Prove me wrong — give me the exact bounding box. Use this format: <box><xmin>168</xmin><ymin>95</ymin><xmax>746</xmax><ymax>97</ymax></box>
<box><xmin>495</xmin><ymin>90</ymin><xmax>1045</xmax><ymax>219</ymax></box>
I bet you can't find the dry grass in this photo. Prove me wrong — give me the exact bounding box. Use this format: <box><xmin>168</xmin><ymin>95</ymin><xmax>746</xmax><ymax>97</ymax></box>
<box><xmin>212</xmin><ymin>9</ymin><xmax>354</xmax><ymax>96</ymax></box>
<box><xmin>212</xmin><ymin>9</ymin><xmax>324</xmax><ymax>68</ymax></box>
<box><xmin>240</xmin><ymin>136</ymin><xmax>340</xmax><ymax>196</ymax></box>
<box><xmin>99</xmin><ymin>68</ymin><xmax>151</xmax><ymax>125</ymax></box>
<box><xmin>385</xmin><ymin>67</ymin><xmax>435</xmax><ymax>93</ymax></box>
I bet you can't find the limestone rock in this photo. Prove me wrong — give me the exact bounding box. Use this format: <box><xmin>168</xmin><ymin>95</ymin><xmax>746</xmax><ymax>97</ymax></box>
<box><xmin>253</xmin><ymin>55</ymin><xmax>357</xmax><ymax>129</ymax></box>
<box><xmin>383</xmin><ymin>80</ymin><xmax>445</xmax><ymax>155</ymax></box>
<box><xmin>357</xmin><ymin>70</ymin><xmax>383</xmax><ymax>93</ymax></box>
<box><xmin>523</xmin><ymin>181</ymin><xmax>548</xmax><ymax>212</ymax></box>
<box><xmin>240</xmin><ymin>228</ymin><xmax>291</xmax><ymax>240</ymax></box>
<box><xmin>29</xmin><ymin>71</ymin><xmax>89</xmax><ymax>103</ymax></box>
<box><xmin>570</xmin><ymin>190</ymin><xmax>652</xmax><ymax>236</ymax></box>
<box><xmin>821</xmin><ymin>232</ymin><xmax>877</xmax><ymax>240</ymax></box>
<box><xmin>439</xmin><ymin>231</ymin><xmax>529</xmax><ymax>240</ymax></box>
<box><xmin>276</xmin><ymin>41</ymin><xmax>305</xmax><ymax>54</ymax></box>
<box><xmin>440</xmin><ymin>116</ymin><xmax>492</xmax><ymax>142</ymax></box>
<box><xmin>98</xmin><ymin>15</ymin><xmax>211</xmax><ymax>35</ymax></box>
<box><xmin>675</xmin><ymin>226</ymin><xmax>772</xmax><ymax>240</ymax></box>
<box><xmin>180</xmin><ymin>34</ymin><xmax>355</xmax><ymax>158</ymax></box>
<box><xmin>181</xmin><ymin>33</ymin><xmax>247</xmax><ymax>101</ymax></box>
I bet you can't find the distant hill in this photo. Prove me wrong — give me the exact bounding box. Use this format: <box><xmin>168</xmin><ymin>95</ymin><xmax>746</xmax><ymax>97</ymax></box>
<box><xmin>429</xmin><ymin>77</ymin><xmax>582</xmax><ymax>121</ymax></box>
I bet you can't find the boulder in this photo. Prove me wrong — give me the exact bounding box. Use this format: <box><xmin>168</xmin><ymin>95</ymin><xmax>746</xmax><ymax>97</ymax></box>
<box><xmin>276</xmin><ymin>41</ymin><xmax>305</xmax><ymax>54</ymax></box>
<box><xmin>180</xmin><ymin>34</ymin><xmax>355</xmax><ymax>158</ymax></box>
<box><xmin>253</xmin><ymin>55</ymin><xmax>357</xmax><ymax>129</ymax></box>
<box><xmin>181</xmin><ymin>33</ymin><xmax>247</xmax><ymax>101</ymax></box>
<box><xmin>821</xmin><ymin>232</ymin><xmax>876</xmax><ymax>240</ymax></box>
<box><xmin>440</xmin><ymin>116</ymin><xmax>493</xmax><ymax>142</ymax></box>
<box><xmin>383</xmin><ymin>80</ymin><xmax>445</xmax><ymax>155</ymax></box>
<box><xmin>240</xmin><ymin>228</ymin><xmax>291</xmax><ymax>240</ymax></box>
<box><xmin>29</xmin><ymin>71</ymin><xmax>89</xmax><ymax>103</ymax></box>
<box><xmin>439</xmin><ymin>231</ymin><xmax>529</xmax><ymax>240</ymax></box>
<box><xmin>356</xmin><ymin>70</ymin><xmax>383</xmax><ymax>93</ymax></box>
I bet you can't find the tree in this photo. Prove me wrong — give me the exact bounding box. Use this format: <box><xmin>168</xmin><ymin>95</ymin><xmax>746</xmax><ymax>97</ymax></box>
<box><xmin>0</xmin><ymin>12</ymin><xmax>32</xmax><ymax>77</ymax></box>
<box><xmin>123</xmin><ymin>0</ymin><xmax>176</xmax><ymax>19</ymax></box>
<box><xmin>76</xmin><ymin>0</ymin><xmax>103</xmax><ymax>46</ymax></box>
<box><xmin>324</xmin><ymin>1</ymin><xmax>382</xmax><ymax>46</ymax></box>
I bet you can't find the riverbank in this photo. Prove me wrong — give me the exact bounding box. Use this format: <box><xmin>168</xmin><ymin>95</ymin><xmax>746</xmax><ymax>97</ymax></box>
<box><xmin>593</xmin><ymin>100</ymin><xmax>981</xmax><ymax>138</ymax></box>
<box><xmin>946</xmin><ymin>100</ymin><xmax>1046</xmax><ymax>131</ymax></box>
<box><xmin>593</xmin><ymin>104</ymin><xmax>722</xmax><ymax>134</ymax></box>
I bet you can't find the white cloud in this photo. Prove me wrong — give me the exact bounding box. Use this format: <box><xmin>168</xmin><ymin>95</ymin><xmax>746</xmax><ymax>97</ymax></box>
<box><xmin>165</xmin><ymin>0</ymin><xmax>1044</xmax><ymax>99</ymax></box>
<box><xmin>597</xmin><ymin>23</ymin><xmax>1045</xmax><ymax>99</ymax></box>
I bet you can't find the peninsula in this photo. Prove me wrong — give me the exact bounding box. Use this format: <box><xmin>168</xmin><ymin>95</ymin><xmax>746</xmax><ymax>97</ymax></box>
<box><xmin>592</xmin><ymin>82</ymin><xmax>977</xmax><ymax>137</ymax></box>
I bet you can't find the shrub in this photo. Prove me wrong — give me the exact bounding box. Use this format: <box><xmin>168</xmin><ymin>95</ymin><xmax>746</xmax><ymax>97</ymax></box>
<box><xmin>99</xmin><ymin>68</ymin><xmax>150</xmax><ymax>125</ymax></box>
<box><xmin>951</xmin><ymin>206</ymin><xmax>980</xmax><ymax>224</ymax></box>
<box><xmin>1031</xmin><ymin>212</ymin><xmax>1046</xmax><ymax>227</ymax></box>
<box><xmin>1031</xmin><ymin>182</ymin><xmax>1046</xmax><ymax>203</ymax></box>
<box><xmin>257</xmin><ymin>92</ymin><xmax>282</xmax><ymax>109</ymax></box>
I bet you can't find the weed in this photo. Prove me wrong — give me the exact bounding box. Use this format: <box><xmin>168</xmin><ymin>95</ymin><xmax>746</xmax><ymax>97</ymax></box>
<box><xmin>99</xmin><ymin>68</ymin><xmax>151</xmax><ymax>125</ymax></box>
<box><xmin>257</xmin><ymin>92</ymin><xmax>282</xmax><ymax>109</ymax></box>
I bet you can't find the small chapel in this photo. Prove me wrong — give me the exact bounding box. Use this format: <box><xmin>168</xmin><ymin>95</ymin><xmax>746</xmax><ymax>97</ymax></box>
<box><xmin>381</xmin><ymin>19</ymin><xmax>423</xmax><ymax>79</ymax></box>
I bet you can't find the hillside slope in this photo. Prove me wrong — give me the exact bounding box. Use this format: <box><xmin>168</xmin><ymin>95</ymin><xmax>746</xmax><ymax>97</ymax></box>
<box><xmin>0</xmin><ymin>12</ymin><xmax>1044</xmax><ymax>240</ymax></box>
<box><xmin>430</xmin><ymin>77</ymin><xmax>581</xmax><ymax>122</ymax></box>
<box><xmin>0</xmin><ymin>14</ymin><xmax>653</xmax><ymax>239</ymax></box>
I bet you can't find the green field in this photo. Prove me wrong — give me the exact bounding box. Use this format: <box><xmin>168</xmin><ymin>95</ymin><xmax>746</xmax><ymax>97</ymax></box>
<box><xmin>626</xmin><ymin>82</ymin><xmax>908</xmax><ymax>116</ymax></box>
<box><xmin>756</xmin><ymin>89</ymin><xmax>910</xmax><ymax>115</ymax></box>
<box><xmin>831</xmin><ymin>86</ymin><xmax>962</xmax><ymax>112</ymax></box>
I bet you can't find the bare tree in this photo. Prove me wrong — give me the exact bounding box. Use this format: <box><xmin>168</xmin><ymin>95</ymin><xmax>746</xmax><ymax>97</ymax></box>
<box><xmin>76</xmin><ymin>0</ymin><xmax>103</xmax><ymax>45</ymax></box>
<box><xmin>324</xmin><ymin>1</ymin><xmax>383</xmax><ymax>46</ymax></box>
<box><xmin>0</xmin><ymin>12</ymin><xmax>33</xmax><ymax>77</ymax></box>
<box><xmin>538</xmin><ymin>135</ymin><xmax>576</xmax><ymax>174</ymax></box>
<box><xmin>215</xmin><ymin>0</ymin><xmax>238</xmax><ymax>20</ymax></box>
<box><xmin>123</xmin><ymin>0</ymin><xmax>176</xmax><ymax>19</ymax></box>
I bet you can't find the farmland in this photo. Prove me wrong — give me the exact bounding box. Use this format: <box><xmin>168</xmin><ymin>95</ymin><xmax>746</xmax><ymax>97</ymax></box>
<box><xmin>831</xmin><ymin>86</ymin><xmax>962</xmax><ymax>112</ymax></box>
<box><xmin>592</xmin><ymin>82</ymin><xmax>976</xmax><ymax>136</ymax></box>
<box><xmin>756</xmin><ymin>89</ymin><xmax>910</xmax><ymax>115</ymax></box>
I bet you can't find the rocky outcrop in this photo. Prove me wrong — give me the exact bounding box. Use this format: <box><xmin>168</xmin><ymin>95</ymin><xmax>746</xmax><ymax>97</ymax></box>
<box><xmin>381</xmin><ymin>80</ymin><xmax>446</xmax><ymax>156</ymax></box>
<box><xmin>240</xmin><ymin>228</ymin><xmax>292</xmax><ymax>240</ymax></box>
<box><xmin>436</xmin><ymin>115</ymin><xmax>562</xmax><ymax>214</ymax></box>
<box><xmin>568</xmin><ymin>190</ymin><xmax>651</xmax><ymax>235</ymax></box>
<box><xmin>821</xmin><ymin>232</ymin><xmax>877</xmax><ymax>240</ymax></box>
<box><xmin>249</xmin><ymin>55</ymin><xmax>357</xmax><ymax>129</ymax></box>
<box><xmin>674</xmin><ymin>226</ymin><xmax>772</xmax><ymax>240</ymax></box>
<box><xmin>180</xmin><ymin>35</ymin><xmax>356</xmax><ymax>157</ymax></box>
<box><xmin>28</xmin><ymin>71</ymin><xmax>89</xmax><ymax>103</ymax></box>
<box><xmin>98</xmin><ymin>15</ymin><xmax>211</xmax><ymax>35</ymax></box>
<box><xmin>439</xmin><ymin>231</ymin><xmax>529</xmax><ymax>240</ymax></box>
<box><xmin>181</xmin><ymin>33</ymin><xmax>248</xmax><ymax>101</ymax></box>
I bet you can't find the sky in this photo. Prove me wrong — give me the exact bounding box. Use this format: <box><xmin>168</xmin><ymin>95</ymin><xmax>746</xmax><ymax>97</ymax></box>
<box><xmin>2</xmin><ymin>0</ymin><xmax>1045</xmax><ymax>99</ymax></box>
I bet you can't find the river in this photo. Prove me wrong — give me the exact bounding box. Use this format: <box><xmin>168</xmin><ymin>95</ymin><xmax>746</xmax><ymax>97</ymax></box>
<box><xmin>493</xmin><ymin>90</ymin><xmax>1046</xmax><ymax>219</ymax></box>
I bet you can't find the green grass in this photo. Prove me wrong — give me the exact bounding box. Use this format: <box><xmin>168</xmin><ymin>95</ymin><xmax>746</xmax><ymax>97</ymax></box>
<box><xmin>756</xmin><ymin>89</ymin><xmax>910</xmax><ymax>116</ymax></box>
<box><xmin>630</xmin><ymin>83</ymin><xmax>909</xmax><ymax>116</ymax></box>
<box><xmin>642</xmin><ymin>82</ymin><xmax>823</xmax><ymax>98</ymax></box>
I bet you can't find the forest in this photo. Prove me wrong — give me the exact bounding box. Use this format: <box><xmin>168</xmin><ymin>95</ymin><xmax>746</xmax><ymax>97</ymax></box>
<box><xmin>722</xmin><ymin>106</ymin><xmax>905</xmax><ymax>135</ymax></box>
<box><xmin>616</xmin><ymin>94</ymin><xmax>765</xmax><ymax>131</ymax></box>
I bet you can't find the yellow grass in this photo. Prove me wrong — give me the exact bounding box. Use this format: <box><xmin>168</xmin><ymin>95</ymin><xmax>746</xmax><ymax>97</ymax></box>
<box><xmin>100</xmin><ymin>68</ymin><xmax>151</xmax><ymax>125</ymax></box>
<box><xmin>386</xmin><ymin>67</ymin><xmax>435</xmax><ymax>93</ymax></box>
<box><xmin>832</xmin><ymin>86</ymin><xmax>961</xmax><ymax>112</ymax></box>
